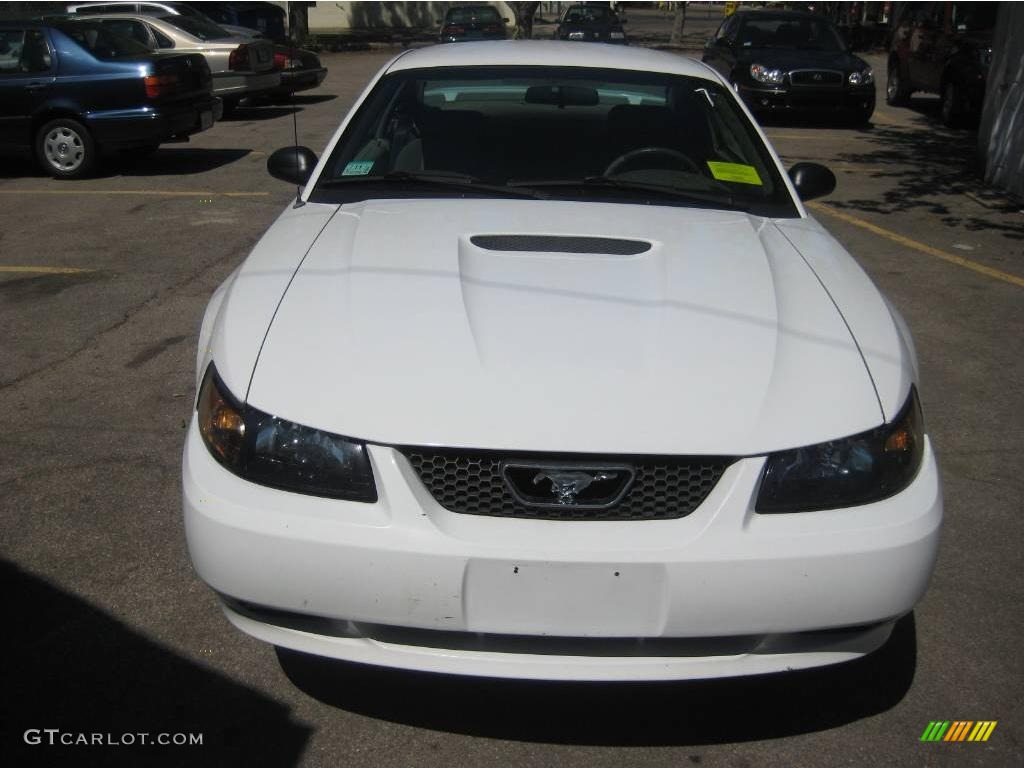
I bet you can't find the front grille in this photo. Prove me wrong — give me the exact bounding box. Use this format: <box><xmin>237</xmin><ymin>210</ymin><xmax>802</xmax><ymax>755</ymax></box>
<box><xmin>790</xmin><ymin>70</ymin><xmax>843</xmax><ymax>87</ymax></box>
<box><xmin>401</xmin><ymin>449</ymin><xmax>734</xmax><ymax>521</ymax></box>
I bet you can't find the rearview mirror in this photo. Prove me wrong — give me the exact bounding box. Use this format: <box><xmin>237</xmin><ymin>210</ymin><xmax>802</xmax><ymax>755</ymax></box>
<box><xmin>525</xmin><ymin>84</ymin><xmax>599</xmax><ymax>107</ymax></box>
<box><xmin>267</xmin><ymin>146</ymin><xmax>318</xmax><ymax>186</ymax></box>
<box><xmin>788</xmin><ymin>162</ymin><xmax>836</xmax><ymax>201</ymax></box>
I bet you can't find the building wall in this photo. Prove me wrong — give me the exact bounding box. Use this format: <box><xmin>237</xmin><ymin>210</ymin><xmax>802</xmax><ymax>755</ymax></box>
<box><xmin>978</xmin><ymin>2</ymin><xmax>1024</xmax><ymax>198</ymax></box>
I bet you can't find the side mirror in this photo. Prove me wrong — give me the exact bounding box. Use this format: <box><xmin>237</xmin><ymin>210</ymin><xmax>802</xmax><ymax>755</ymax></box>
<box><xmin>789</xmin><ymin>162</ymin><xmax>836</xmax><ymax>201</ymax></box>
<box><xmin>267</xmin><ymin>146</ymin><xmax>317</xmax><ymax>186</ymax></box>
<box><xmin>705</xmin><ymin>37</ymin><xmax>715</xmax><ymax>48</ymax></box>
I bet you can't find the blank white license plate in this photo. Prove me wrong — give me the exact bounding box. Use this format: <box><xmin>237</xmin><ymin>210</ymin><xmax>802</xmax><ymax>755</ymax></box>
<box><xmin>200</xmin><ymin>110</ymin><xmax>213</xmax><ymax>129</ymax></box>
<box><xmin>464</xmin><ymin>560</ymin><xmax>668</xmax><ymax>637</ymax></box>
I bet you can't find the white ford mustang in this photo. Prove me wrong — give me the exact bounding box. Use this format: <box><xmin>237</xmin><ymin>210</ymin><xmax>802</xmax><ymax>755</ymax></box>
<box><xmin>183</xmin><ymin>42</ymin><xmax>942</xmax><ymax>681</ymax></box>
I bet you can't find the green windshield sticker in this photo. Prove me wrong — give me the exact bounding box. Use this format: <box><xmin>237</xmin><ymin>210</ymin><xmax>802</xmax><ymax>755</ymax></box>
<box><xmin>342</xmin><ymin>161</ymin><xmax>374</xmax><ymax>176</ymax></box>
<box><xmin>707</xmin><ymin>161</ymin><xmax>763</xmax><ymax>185</ymax></box>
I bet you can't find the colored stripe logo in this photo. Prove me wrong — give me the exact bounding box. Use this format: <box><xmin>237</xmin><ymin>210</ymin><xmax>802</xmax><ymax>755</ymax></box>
<box><xmin>921</xmin><ymin>721</ymin><xmax>997</xmax><ymax>742</ymax></box>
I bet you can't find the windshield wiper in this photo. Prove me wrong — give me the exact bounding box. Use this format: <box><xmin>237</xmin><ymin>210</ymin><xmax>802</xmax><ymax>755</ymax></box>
<box><xmin>508</xmin><ymin>177</ymin><xmax>746</xmax><ymax>211</ymax></box>
<box><xmin>319</xmin><ymin>171</ymin><xmax>545</xmax><ymax>199</ymax></box>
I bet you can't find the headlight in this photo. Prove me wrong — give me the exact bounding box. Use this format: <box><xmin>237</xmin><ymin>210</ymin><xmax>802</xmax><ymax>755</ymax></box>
<box><xmin>196</xmin><ymin>364</ymin><xmax>377</xmax><ymax>502</ymax></box>
<box><xmin>568</xmin><ymin>31</ymin><xmax>585</xmax><ymax>40</ymax></box>
<box><xmin>849</xmin><ymin>68</ymin><xmax>873</xmax><ymax>86</ymax></box>
<box><xmin>750</xmin><ymin>63</ymin><xmax>784</xmax><ymax>85</ymax></box>
<box><xmin>610</xmin><ymin>31</ymin><xmax>625</xmax><ymax>39</ymax></box>
<box><xmin>756</xmin><ymin>388</ymin><xmax>924</xmax><ymax>513</ymax></box>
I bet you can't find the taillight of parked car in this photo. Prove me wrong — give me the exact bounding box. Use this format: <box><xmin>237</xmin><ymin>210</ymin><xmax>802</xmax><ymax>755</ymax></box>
<box><xmin>273</xmin><ymin>51</ymin><xmax>299</xmax><ymax>70</ymax></box>
<box><xmin>445</xmin><ymin>25</ymin><xmax>465</xmax><ymax>35</ymax></box>
<box><xmin>228</xmin><ymin>44</ymin><xmax>250</xmax><ymax>71</ymax></box>
<box><xmin>144</xmin><ymin>74</ymin><xmax>179</xmax><ymax>99</ymax></box>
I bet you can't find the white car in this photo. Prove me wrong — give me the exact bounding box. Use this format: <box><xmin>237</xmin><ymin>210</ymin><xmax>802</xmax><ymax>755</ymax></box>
<box><xmin>183</xmin><ymin>42</ymin><xmax>942</xmax><ymax>681</ymax></box>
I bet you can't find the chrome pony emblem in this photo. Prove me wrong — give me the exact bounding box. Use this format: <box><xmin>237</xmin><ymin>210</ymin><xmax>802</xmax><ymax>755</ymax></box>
<box><xmin>501</xmin><ymin>461</ymin><xmax>635</xmax><ymax>509</ymax></box>
<box><xmin>533</xmin><ymin>470</ymin><xmax>618</xmax><ymax>505</ymax></box>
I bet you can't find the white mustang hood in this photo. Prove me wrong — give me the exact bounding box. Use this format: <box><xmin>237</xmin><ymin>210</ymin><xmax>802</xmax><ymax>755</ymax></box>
<box><xmin>246</xmin><ymin>199</ymin><xmax>884</xmax><ymax>455</ymax></box>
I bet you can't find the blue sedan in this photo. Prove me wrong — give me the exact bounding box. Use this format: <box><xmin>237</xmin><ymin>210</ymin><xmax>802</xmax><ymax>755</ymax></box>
<box><xmin>0</xmin><ymin>18</ymin><xmax>220</xmax><ymax>178</ymax></box>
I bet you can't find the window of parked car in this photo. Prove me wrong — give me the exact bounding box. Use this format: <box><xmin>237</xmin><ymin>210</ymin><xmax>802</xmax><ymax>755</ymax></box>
<box><xmin>952</xmin><ymin>2</ymin><xmax>998</xmax><ymax>31</ymax></box>
<box><xmin>0</xmin><ymin>29</ymin><xmax>51</xmax><ymax>74</ymax></box>
<box><xmin>735</xmin><ymin>16</ymin><xmax>845</xmax><ymax>51</ymax></box>
<box><xmin>446</xmin><ymin>6</ymin><xmax>502</xmax><ymax>24</ymax></box>
<box><xmin>54</xmin><ymin>20</ymin><xmax>152</xmax><ymax>59</ymax></box>
<box><xmin>96</xmin><ymin>18</ymin><xmax>154</xmax><ymax>47</ymax></box>
<box><xmin>312</xmin><ymin>66</ymin><xmax>797</xmax><ymax>217</ymax></box>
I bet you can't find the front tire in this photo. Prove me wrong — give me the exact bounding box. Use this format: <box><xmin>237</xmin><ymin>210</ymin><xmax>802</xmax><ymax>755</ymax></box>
<box><xmin>885</xmin><ymin>63</ymin><xmax>910</xmax><ymax>106</ymax></box>
<box><xmin>940</xmin><ymin>81</ymin><xmax>963</xmax><ymax>127</ymax></box>
<box><xmin>36</xmin><ymin>118</ymin><xmax>97</xmax><ymax>179</ymax></box>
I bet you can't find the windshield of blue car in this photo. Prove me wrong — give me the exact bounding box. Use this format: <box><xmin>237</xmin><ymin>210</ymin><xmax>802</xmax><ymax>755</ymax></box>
<box><xmin>159</xmin><ymin>14</ymin><xmax>232</xmax><ymax>40</ymax></box>
<box><xmin>736</xmin><ymin>16</ymin><xmax>845</xmax><ymax>51</ymax></box>
<box><xmin>565</xmin><ymin>6</ymin><xmax>618</xmax><ymax>23</ymax></box>
<box><xmin>311</xmin><ymin>66</ymin><xmax>797</xmax><ymax>217</ymax></box>
<box><xmin>54</xmin><ymin>20</ymin><xmax>153</xmax><ymax>58</ymax></box>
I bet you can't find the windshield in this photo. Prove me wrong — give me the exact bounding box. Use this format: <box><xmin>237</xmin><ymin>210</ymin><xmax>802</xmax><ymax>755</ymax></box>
<box><xmin>952</xmin><ymin>2</ymin><xmax>998</xmax><ymax>32</ymax></box>
<box><xmin>565</xmin><ymin>6</ymin><xmax>618</xmax><ymax>24</ymax></box>
<box><xmin>55</xmin><ymin>20</ymin><xmax>152</xmax><ymax>58</ymax></box>
<box><xmin>159</xmin><ymin>14</ymin><xmax>232</xmax><ymax>40</ymax></box>
<box><xmin>736</xmin><ymin>16</ymin><xmax>845</xmax><ymax>51</ymax></box>
<box><xmin>312</xmin><ymin>66</ymin><xmax>796</xmax><ymax>217</ymax></box>
<box><xmin>446</xmin><ymin>7</ymin><xmax>501</xmax><ymax>24</ymax></box>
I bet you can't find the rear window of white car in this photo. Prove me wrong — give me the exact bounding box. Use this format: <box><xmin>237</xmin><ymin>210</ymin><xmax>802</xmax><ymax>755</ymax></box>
<box><xmin>313</xmin><ymin>66</ymin><xmax>797</xmax><ymax>217</ymax></box>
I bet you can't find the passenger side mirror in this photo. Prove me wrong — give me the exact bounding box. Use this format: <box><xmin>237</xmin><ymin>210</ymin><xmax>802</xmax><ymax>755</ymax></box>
<box><xmin>267</xmin><ymin>146</ymin><xmax>318</xmax><ymax>186</ymax></box>
<box><xmin>788</xmin><ymin>162</ymin><xmax>836</xmax><ymax>201</ymax></box>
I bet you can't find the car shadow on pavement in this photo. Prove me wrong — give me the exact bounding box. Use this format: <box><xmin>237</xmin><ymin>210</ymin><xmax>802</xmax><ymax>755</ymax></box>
<box><xmin>1</xmin><ymin>560</ymin><xmax>311</xmax><ymax>767</ymax></box>
<box><xmin>277</xmin><ymin>614</ymin><xmax>917</xmax><ymax>746</ymax></box>
<box><xmin>108</xmin><ymin>148</ymin><xmax>253</xmax><ymax>177</ymax></box>
<box><xmin>220</xmin><ymin>107</ymin><xmax>306</xmax><ymax>123</ymax></box>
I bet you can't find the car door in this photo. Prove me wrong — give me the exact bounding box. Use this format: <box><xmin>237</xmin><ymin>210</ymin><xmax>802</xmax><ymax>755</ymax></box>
<box><xmin>0</xmin><ymin>28</ymin><xmax>57</xmax><ymax>149</ymax></box>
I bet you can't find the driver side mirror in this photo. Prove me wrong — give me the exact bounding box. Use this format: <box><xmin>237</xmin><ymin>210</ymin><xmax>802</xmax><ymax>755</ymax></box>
<box><xmin>788</xmin><ymin>162</ymin><xmax>836</xmax><ymax>201</ymax></box>
<box><xmin>267</xmin><ymin>146</ymin><xmax>318</xmax><ymax>186</ymax></box>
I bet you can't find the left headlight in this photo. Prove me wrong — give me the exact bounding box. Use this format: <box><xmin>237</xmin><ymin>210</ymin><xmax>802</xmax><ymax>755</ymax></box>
<box><xmin>750</xmin><ymin>63</ymin><xmax>785</xmax><ymax>85</ymax></box>
<box><xmin>848</xmin><ymin>68</ymin><xmax>874</xmax><ymax>86</ymax></box>
<box><xmin>756</xmin><ymin>388</ymin><xmax>924</xmax><ymax>513</ymax></box>
<box><xmin>197</xmin><ymin>364</ymin><xmax>378</xmax><ymax>502</ymax></box>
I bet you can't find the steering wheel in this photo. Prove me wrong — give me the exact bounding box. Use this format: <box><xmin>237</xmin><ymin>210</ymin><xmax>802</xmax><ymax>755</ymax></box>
<box><xmin>604</xmin><ymin>147</ymin><xmax>701</xmax><ymax>176</ymax></box>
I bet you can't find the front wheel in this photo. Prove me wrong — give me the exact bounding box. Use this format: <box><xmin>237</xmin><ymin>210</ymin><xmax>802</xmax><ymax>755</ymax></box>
<box><xmin>940</xmin><ymin>82</ymin><xmax>963</xmax><ymax>127</ymax></box>
<box><xmin>885</xmin><ymin>64</ymin><xmax>910</xmax><ymax>106</ymax></box>
<box><xmin>36</xmin><ymin>118</ymin><xmax>97</xmax><ymax>179</ymax></box>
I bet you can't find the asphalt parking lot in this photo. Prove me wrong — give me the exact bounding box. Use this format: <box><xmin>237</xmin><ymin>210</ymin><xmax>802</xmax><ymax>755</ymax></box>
<box><xmin>2</xmin><ymin>38</ymin><xmax>1022</xmax><ymax>768</ymax></box>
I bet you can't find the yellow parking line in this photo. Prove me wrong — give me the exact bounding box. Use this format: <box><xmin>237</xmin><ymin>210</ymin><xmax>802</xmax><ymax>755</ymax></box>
<box><xmin>0</xmin><ymin>266</ymin><xmax>96</xmax><ymax>274</ymax></box>
<box><xmin>808</xmin><ymin>201</ymin><xmax>1024</xmax><ymax>289</ymax></box>
<box><xmin>0</xmin><ymin>190</ymin><xmax>269</xmax><ymax>197</ymax></box>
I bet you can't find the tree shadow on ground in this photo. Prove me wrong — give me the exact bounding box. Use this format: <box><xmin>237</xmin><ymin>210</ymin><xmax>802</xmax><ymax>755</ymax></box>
<box><xmin>278</xmin><ymin>614</ymin><xmax>917</xmax><ymax>746</ymax></box>
<box><xmin>1</xmin><ymin>560</ymin><xmax>310</xmax><ymax>767</ymax></box>
<box><xmin>823</xmin><ymin>115</ymin><xmax>1024</xmax><ymax>240</ymax></box>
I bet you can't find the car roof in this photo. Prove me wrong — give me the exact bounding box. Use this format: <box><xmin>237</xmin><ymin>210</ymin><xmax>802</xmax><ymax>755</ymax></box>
<box><xmin>387</xmin><ymin>40</ymin><xmax>717</xmax><ymax>80</ymax></box>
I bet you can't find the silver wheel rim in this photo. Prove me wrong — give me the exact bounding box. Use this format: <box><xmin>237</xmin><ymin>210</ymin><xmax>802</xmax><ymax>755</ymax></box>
<box><xmin>942</xmin><ymin>85</ymin><xmax>954</xmax><ymax>121</ymax></box>
<box><xmin>886</xmin><ymin>71</ymin><xmax>898</xmax><ymax>100</ymax></box>
<box><xmin>43</xmin><ymin>126</ymin><xmax>86</xmax><ymax>172</ymax></box>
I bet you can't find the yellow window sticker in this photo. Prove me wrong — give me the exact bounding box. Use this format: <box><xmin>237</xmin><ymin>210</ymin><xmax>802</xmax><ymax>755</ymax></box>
<box><xmin>707</xmin><ymin>162</ymin><xmax>763</xmax><ymax>185</ymax></box>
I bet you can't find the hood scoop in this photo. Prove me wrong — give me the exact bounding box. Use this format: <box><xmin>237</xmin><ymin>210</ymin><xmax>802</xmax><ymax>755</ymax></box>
<box><xmin>469</xmin><ymin>235</ymin><xmax>651</xmax><ymax>255</ymax></box>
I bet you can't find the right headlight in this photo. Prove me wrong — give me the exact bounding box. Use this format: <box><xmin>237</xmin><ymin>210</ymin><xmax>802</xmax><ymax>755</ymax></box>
<box><xmin>756</xmin><ymin>388</ymin><xmax>924</xmax><ymax>513</ymax></box>
<box><xmin>197</xmin><ymin>363</ymin><xmax>377</xmax><ymax>502</ymax></box>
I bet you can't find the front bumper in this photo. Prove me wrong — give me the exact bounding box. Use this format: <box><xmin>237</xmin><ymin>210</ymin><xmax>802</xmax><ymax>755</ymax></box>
<box><xmin>738</xmin><ymin>83</ymin><xmax>875</xmax><ymax>114</ymax></box>
<box><xmin>183</xmin><ymin>419</ymin><xmax>942</xmax><ymax>680</ymax></box>
<box><xmin>87</xmin><ymin>95</ymin><xmax>221</xmax><ymax>149</ymax></box>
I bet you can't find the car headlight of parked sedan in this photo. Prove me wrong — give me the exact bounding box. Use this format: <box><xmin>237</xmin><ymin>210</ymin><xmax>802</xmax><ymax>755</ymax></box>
<box><xmin>848</xmin><ymin>68</ymin><xmax>874</xmax><ymax>86</ymax></box>
<box><xmin>750</xmin><ymin>63</ymin><xmax>785</xmax><ymax>85</ymax></box>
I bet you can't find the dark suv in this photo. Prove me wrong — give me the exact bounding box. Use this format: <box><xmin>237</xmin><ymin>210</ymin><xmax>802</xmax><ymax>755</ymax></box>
<box><xmin>886</xmin><ymin>1</ymin><xmax>997</xmax><ymax>126</ymax></box>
